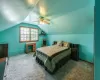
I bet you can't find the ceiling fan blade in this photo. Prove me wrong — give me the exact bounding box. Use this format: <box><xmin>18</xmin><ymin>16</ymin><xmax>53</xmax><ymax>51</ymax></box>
<box><xmin>27</xmin><ymin>0</ymin><xmax>52</xmax><ymax>25</ymax></box>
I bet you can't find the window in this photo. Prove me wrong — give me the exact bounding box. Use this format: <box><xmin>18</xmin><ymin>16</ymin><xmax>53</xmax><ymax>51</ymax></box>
<box><xmin>20</xmin><ymin>27</ymin><xmax>38</xmax><ymax>42</ymax></box>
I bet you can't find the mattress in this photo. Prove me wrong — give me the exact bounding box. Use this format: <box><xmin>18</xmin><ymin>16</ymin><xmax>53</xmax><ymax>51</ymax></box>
<box><xmin>36</xmin><ymin>45</ymin><xmax>71</xmax><ymax>72</ymax></box>
<box><xmin>36</xmin><ymin>45</ymin><xmax>69</xmax><ymax>57</ymax></box>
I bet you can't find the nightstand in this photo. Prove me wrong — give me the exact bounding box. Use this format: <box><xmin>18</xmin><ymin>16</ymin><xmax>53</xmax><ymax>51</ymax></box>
<box><xmin>71</xmin><ymin>44</ymin><xmax>79</xmax><ymax>61</ymax></box>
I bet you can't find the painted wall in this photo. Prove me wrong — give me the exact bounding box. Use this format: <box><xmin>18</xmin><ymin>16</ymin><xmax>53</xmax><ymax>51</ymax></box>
<box><xmin>47</xmin><ymin>34</ymin><xmax>94</xmax><ymax>63</ymax></box>
<box><xmin>0</xmin><ymin>22</ymin><xmax>46</xmax><ymax>56</ymax></box>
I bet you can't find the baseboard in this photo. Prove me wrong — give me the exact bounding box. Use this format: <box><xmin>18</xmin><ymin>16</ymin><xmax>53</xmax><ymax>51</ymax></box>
<box><xmin>79</xmin><ymin>59</ymin><xmax>94</xmax><ymax>64</ymax></box>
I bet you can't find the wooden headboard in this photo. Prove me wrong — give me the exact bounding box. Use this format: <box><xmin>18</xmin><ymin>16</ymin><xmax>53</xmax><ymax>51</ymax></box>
<box><xmin>52</xmin><ymin>41</ymin><xmax>79</xmax><ymax>49</ymax></box>
<box><xmin>69</xmin><ymin>43</ymin><xmax>79</xmax><ymax>48</ymax></box>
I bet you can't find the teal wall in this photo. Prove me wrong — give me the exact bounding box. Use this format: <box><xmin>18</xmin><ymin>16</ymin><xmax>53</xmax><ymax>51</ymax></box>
<box><xmin>0</xmin><ymin>22</ymin><xmax>46</xmax><ymax>57</ymax></box>
<box><xmin>47</xmin><ymin>34</ymin><xmax>94</xmax><ymax>63</ymax></box>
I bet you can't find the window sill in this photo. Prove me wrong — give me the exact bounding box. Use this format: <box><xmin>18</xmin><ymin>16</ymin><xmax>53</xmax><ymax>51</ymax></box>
<box><xmin>19</xmin><ymin>40</ymin><xmax>38</xmax><ymax>43</ymax></box>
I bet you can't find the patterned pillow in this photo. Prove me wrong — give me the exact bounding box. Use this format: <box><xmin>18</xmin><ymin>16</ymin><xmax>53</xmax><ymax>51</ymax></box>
<box><xmin>63</xmin><ymin>42</ymin><xmax>70</xmax><ymax>47</ymax></box>
<box><xmin>57</xmin><ymin>41</ymin><xmax>63</xmax><ymax>46</ymax></box>
<box><xmin>53</xmin><ymin>41</ymin><xmax>57</xmax><ymax>45</ymax></box>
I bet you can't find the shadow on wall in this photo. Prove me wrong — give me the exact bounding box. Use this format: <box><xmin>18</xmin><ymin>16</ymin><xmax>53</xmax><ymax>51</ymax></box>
<box><xmin>79</xmin><ymin>45</ymin><xmax>93</xmax><ymax>63</ymax></box>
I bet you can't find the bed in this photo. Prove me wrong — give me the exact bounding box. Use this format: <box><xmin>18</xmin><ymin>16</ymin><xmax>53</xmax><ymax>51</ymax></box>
<box><xmin>35</xmin><ymin>41</ymin><xmax>73</xmax><ymax>74</ymax></box>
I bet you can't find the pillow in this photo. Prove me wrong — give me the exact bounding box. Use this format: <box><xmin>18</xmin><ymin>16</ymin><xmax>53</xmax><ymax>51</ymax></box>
<box><xmin>63</xmin><ymin>42</ymin><xmax>70</xmax><ymax>47</ymax></box>
<box><xmin>57</xmin><ymin>41</ymin><xmax>63</xmax><ymax>46</ymax></box>
<box><xmin>57</xmin><ymin>41</ymin><xmax>61</xmax><ymax>45</ymax></box>
<box><xmin>53</xmin><ymin>41</ymin><xmax>57</xmax><ymax>45</ymax></box>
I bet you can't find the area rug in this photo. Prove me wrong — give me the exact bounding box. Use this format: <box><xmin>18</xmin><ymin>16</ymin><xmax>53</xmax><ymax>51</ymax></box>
<box><xmin>3</xmin><ymin>54</ymin><xmax>94</xmax><ymax>80</ymax></box>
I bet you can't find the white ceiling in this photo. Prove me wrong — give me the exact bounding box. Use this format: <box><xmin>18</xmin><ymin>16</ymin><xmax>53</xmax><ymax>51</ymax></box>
<box><xmin>0</xmin><ymin>0</ymin><xmax>95</xmax><ymax>34</ymax></box>
<box><xmin>0</xmin><ymin>0</ymin><xmax>37</xmax><ymax>31</ymax></box>
<box><xmin>24</xmin><ymin>0</ymin><xmax>95</xmax><ymax>34</ymax></box>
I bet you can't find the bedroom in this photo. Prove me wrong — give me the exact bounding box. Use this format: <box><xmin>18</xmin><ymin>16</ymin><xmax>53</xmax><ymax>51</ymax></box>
<box><xmin>0</xmin><ymin>0</ymin><xmax>94</xmax><ymax>80</ymax></box>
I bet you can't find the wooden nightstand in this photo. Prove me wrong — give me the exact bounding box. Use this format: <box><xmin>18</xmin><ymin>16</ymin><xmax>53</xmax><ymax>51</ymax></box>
<box><xmin>71</xmin><ymin>44</ymin><xmax>79</xmax><ymax>61</ymax></box>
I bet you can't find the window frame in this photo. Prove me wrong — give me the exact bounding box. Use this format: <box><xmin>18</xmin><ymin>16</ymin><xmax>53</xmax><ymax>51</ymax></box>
<box><xmin>19</xmin><ymin>26</ymin><xmax>39</xmax><ymax>43</ymax></box>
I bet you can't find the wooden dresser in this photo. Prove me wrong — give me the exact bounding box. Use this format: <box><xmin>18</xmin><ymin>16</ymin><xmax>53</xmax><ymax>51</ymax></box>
<box><xmin>0</xmin><ymin>43</ymin><xmax>8</xmax><ymax>58</ymax></box>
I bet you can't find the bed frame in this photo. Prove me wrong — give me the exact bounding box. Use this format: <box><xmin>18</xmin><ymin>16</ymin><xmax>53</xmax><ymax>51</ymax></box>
<box><xmin>35</xmin><ymin>43</ymin><xmax>79</xmax><ymax>74</ymax></box>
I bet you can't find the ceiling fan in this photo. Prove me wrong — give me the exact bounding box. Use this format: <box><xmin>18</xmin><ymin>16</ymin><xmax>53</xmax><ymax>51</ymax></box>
<box><xmin>38</xmin><ymin>16</ymin><xmax>50</xmax><ymax>24</ymax></box>
<box><xmin>31</xmin><ymin>15</ymin><xmax>50</xmax><ymax>25</ymax></box>
<box><xmin>27</xmin><ymin>0</ymin><xmax>51</xmax><ymax>25</ymax></box>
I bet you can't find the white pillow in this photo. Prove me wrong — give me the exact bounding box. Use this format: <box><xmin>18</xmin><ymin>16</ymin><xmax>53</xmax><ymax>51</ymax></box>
<box><xmin>63</xmin><ymin>42</ymin><xmax>70</xmax><ymax>47</ymax></box>
<box><xmin>57</xmin><ymin>41</ymin><xmax>63</xmax><ymax>46</ymax></box>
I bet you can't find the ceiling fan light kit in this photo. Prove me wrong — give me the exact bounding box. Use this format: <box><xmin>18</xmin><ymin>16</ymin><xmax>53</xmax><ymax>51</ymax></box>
<box><xmin>39</xmin><ymin>16</ymin><xmax>50</xmax><ymax>25</ymax></box>
<box><xmin>30</xmin><ymin>0</ymin><xmax>50</xmax><ymax>25</ymax></box>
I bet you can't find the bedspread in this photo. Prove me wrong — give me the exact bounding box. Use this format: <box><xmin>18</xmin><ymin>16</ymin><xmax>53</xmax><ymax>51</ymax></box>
<box><xmin>36</xmin><ymin>45</ymin><xmax>71</xmax><ymax>72</ymax></box>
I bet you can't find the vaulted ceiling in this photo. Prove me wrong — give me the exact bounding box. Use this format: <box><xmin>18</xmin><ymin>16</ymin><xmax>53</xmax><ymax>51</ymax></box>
<box><xmin>0</xmin><ymin>0</ymin><xmax>37</xmax><ymax>31</ymax></box>
<box><xmin>0</xmin><ymin>0</ymin><xmax>95</xmax><ymax>34</ymax></box>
